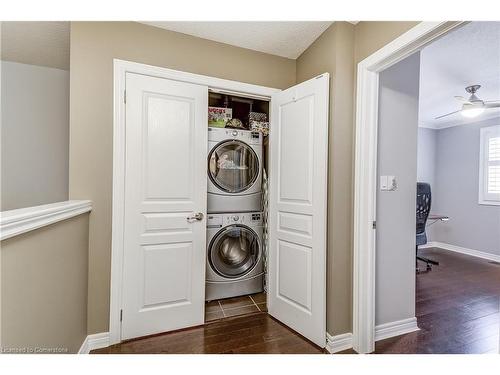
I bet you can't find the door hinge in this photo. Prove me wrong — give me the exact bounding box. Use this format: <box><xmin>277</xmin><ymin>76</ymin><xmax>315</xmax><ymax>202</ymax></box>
<box><xmin>124</xmin><ymin>90</ymin><xmax>126</xmax><ymax>104</ymax></box>
<box><xmin>120</xmin><ymin>309</ymin><xmax>123</xmax><ymax>322</ymax></box>
<box><xmin>372</xmin><ymin>221</ymin><xmax>377</xmax><ymax>229</ymax></box>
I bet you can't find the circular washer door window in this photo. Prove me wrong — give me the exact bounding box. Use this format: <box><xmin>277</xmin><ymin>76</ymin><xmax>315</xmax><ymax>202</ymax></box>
<box><xmin>208</xmin><ymin>140</ymin><xmax>259</xmax><ymax>193</ymax></box>
<box><xmin>209</xmin><ymin>225</ymin><xmax>260</xmax><ymax>279</ymax></box>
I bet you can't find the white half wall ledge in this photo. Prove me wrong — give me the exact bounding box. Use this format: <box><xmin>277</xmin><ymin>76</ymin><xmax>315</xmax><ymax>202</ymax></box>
<box><xmin>0</xmin><ymin>200</ymin><xmax>92</xmax><ymax>240</ymax></box>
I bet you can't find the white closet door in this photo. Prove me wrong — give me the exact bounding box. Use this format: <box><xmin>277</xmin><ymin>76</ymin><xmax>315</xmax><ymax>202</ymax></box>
<box><xmin>268</xmin><ymin>74</ymin><xmax>329</xmax><ymax>347</ymax></box>
<box><xmin>121</xmin><ymin>73</ymin><xmax>208</xmax><ymax>340</ymax></box>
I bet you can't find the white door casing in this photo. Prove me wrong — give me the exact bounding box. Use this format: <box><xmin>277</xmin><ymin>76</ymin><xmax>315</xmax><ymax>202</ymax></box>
<box><xmin>121</xmin><ymin>73</ymin><xmax>208</xmax><ymax>340</ymax></box>
<box><xmin>352</xmin><ymin>22</ymin><xmax>465</xmax><ymax>353</ymax></box>
<box><xmin>268</xmin><ymin>74</ymin><xmax>329</xmax><ymax>347</ymax></box>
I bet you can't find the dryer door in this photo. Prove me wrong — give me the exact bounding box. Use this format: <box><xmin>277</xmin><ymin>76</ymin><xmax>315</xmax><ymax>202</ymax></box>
<box><xmin>209</xmin><ymin>225</ymin><xmax>260</xmax><ymax>279</ymax></box>
<box><xmin>208</xmin><ymin>140</ymin><xmax>259</xmax><ymax>193</ymax></box>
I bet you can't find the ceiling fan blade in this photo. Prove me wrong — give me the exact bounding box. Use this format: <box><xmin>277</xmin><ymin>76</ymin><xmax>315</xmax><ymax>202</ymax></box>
<box><xmin>484</xmin><ymin>101</ymin><xmax>500</xmax><ymax>108</ymax></box>
<box><xmin>435</xmin><ymin>110</ymin><xmax>461</xmax><ymax>120</ymax></box>
<box><xmin>454</xmin><ymin>96</ymin><xmax>471</xmax><ymax>104</ymax></box>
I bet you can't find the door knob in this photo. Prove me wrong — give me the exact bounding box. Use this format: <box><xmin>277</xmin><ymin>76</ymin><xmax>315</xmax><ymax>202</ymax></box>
<box><xmin>187</xmin><ymin>212</ymin><xmax>204</xmax><ymax>222</ymax></box>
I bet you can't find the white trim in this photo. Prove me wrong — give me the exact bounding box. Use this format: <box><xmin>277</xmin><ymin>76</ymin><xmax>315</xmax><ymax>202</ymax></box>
<box><xmin>478</xmin><ymin>125</ymin><xmax>500</xmax><ymax>206</ymax></box>
<box><xmin>421</xmin><ymin>241</ymin><xmax>500</xmax><ymax>263</ymax></box>
<box><xmin>110</xmin><ymin>59</ymin><xmax>281</xmax><ymax>345</ymax></box>
<box><xmin>419</xmin><ymin>122</ymin><xmax>440</xmax><ymax>130</ymax></box>
<box><xmin>0</xmin><ymin>200</ymin><xmax>92</xmax><ymax>241</ymax></box>
<box><xmin>326</xmin><ymin>332</ymin><xmax>353</xmax><ymax>353</ymax></box>
<box><xmin>375</xmin><ymin>317</ymin><xmax>419</xmax><ymax>342</ymax></box>
<box><xmin>352</xmin><ymin>21</ymin><xmax>466</xmax><ymax>354</ymax></box>
<box><xmin>114</xmin><ymin>59</ymin><xmax>279</xmax><ymax>98</ymax></box>
<box><xmin>78</xmin><ymin>332</ymin><xmax>110</xmax><ymax>354</ymax></box>
<box><xmin>326</xmin><ymin>317</ymin><xmax>419</xmax><ymax>354</ymax></box>
<box><xmin>0</xmin><ymin>22</ymin><xmax>3</xmax><ymax>349</ymax></box>
<box><xmin>78</xmin><ymin>337</ymin><xmax>89</xmax><ymax>354</ymax></box>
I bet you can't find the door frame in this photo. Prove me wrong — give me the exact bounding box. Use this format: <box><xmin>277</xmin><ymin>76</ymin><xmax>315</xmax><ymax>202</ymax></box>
<box><xmin>352</xmin><ymin>21</ymin><xmax>466</xmax><ymax>353</ymax></box>
<box><xmin>110</xmin><ymin>59</ymin><xmax>280</xmax><ymax>344</ymax></box>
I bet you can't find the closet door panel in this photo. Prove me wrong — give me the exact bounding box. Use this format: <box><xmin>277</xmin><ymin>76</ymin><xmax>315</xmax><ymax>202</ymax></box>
<box><xmin>121</xmin><ymin>73</ymin><xmax>207</xmax><ymax>340</ymax></box>
<box><xmin>268</xmin><ymin>74</ymin><xmax>329</xmax><ymax>348</ymax></box>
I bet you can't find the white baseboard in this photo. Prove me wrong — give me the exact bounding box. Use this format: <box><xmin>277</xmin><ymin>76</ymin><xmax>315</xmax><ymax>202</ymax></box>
<box><xmin>78</xmin><ymin>332</ymin><xmax>110</xmax><ymax>354</ymax></box>
<box><xmin>326</xmin><ymin>332</ymin><xmax>353</xmax><ymax>353</ymax></box>
<box><xmin>375</xmin><ymin>317</ymin><xmax>419</xmax><ymax>342</ymax></box>
<box><xmin>78</xmin><ymin>320</ymin><xmax>418</xmax><ymax>354</ymax></box>
<box><xmin>326</xmin><ymin>317</ymin><xmax>419</xmax><ymax>353</ymax></box>
<box><xmin>421</xmin><ymin>241</ymin><xmax>500</xmax><ymax>263</ymax></box>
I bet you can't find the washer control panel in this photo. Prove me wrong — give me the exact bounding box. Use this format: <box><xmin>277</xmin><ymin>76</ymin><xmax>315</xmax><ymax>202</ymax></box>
<box><xmin>208</xmin><ymin>127</ymin><xmax>262</xmax><ymax>145</ymax></box>
<box><xmin>207</xmin><ymin>212</ymin><xmax>262</xmax><ymax>227</ymax></box>
<box><xmin>225</xmin><ymin>214</ymin><xmax>244</xmax><ymax>225</ymax></box>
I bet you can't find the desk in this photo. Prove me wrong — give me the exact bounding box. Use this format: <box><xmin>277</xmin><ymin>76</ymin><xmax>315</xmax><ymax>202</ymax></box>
<box><xmin>426</xmin><ymin>213</ymin><xmax>449</xmax><ymax>227</ymax></box>
<box><xmin>428</xmin><ymin>214</ymin><xmax>449</xmax><ymax>221</ymax></box>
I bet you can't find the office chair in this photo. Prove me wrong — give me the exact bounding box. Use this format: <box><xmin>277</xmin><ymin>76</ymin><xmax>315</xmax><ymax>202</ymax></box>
<box><xmin>416</xmin><ymin>182</ymin><xmax>439</xmax><ymax>271</ymax></box>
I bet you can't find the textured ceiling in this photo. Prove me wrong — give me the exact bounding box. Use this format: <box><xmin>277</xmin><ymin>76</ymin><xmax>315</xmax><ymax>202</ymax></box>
<box><xmin>1</xmin><ymin>22</ymin><xmax>70</xmax><ymax>70</ymax></box>
<box><xmin>419</xmin><ymin>22</ymin><xmax>500</xmax><ymax>129</ymax></box>
<box><xmin>141</xmin><ymin>21</ymin><xmax>334</xmax><ymax>59</ymax></box>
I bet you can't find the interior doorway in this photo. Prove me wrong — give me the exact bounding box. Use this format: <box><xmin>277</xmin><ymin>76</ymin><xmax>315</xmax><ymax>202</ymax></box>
<box><xmin>352</xmin><ymin>21</ymin><xmax>466</xmax><ymax>354</ymax></box>
<box><xmin>354</xmin><ymin>21</ymin><xmax>500</xmax><ymax>354</ymax></box>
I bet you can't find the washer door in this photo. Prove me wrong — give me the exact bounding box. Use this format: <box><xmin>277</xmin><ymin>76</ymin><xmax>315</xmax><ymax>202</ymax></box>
<box><xmin>209</xmin><ymin>225</ymin><xmax>260</xmax><ymax>279</ymax></box>
<box><xmin>208</xmin><ymin>140</ymin><xmax>259</xmax><ymax>193</ymax></box>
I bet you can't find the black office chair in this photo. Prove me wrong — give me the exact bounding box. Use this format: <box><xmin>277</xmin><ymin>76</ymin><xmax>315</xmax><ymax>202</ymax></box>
<box><xmin>416</xmin><ymin>182</ymin><xmax>439</xmax><ymax>271</ymax></box>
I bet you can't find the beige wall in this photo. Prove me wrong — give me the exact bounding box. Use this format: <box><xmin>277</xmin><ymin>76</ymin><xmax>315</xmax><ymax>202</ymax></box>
<box><xmin>354</xmin><ymin>21</ymin><xmax>419</xmax><ymax>63</ymax></box>
<box><xmin>297</xmin><ymin>21</ymin><xmax>419</xmax><ymax>335</ymax></box>
<box><xmin>296</xmin><ymin>22</ymin><xmax>355</xmax><ymax>335</ymax></box>
<box><xmin>1</xmin><ymin>214</ymin><xmax>89</xmax><ymax>353</ymax></box>
<box><xmin>69</xmin><ymin>21</ymin><xmax>296</xmax><ymax>334</ymax></box>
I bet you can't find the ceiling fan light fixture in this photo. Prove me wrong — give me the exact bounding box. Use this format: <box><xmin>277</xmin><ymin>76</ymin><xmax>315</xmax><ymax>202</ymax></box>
<box><xmin>461</xmin><ymin>106</ymin><xmax>485</xmax><ymax>118</ymax></box>
<box><xmin>435</xmin><ymin>84</ymin><xmax>499</xmax><ymax>121</ymax></box>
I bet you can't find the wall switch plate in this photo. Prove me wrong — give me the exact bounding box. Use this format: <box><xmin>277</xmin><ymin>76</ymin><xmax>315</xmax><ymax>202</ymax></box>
<box><xmin>380</xmin><ymin>175</ymin><xmax>397</xmax><ymax>191</ymax></box>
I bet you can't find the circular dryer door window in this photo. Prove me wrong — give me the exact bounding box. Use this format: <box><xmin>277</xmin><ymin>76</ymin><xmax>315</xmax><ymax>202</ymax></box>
<box><xmin>208</xmin><ymin>140</ymin><xmax>259</xmax><ymax>193</ymax></box>
<box><xmin>209</xmin><ymin>225</ymin><xmax>260</xmax><ymax>279</ymax></box>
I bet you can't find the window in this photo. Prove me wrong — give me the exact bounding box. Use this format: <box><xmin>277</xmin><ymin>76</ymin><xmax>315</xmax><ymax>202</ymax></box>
<box><xmin>479</xmin><ymin>125</ymin><xmax>500</xmax><ymax>205</ymax></box>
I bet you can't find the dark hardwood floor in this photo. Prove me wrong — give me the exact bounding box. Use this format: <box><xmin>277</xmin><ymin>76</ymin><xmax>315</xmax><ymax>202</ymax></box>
<box><xmin>92</xmin><ymin>312</ymin><xmax>324</xmax><ymax>354</ymax></box>
<box><xmin>92</xmin><ymin>247</ymin><xmax>499</xmax><ymax>354</ymax></box>
<box><xmin>374</xmin><ymin>247</ymin><xmax>500</xmax><ymax>354</ymax></box>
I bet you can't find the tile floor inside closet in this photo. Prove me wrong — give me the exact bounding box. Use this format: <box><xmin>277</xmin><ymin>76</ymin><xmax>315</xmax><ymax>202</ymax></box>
<box><xmin>205</xmin><ymin>292</ymin><xmax>267</xmax><ymax>322</ymax></box>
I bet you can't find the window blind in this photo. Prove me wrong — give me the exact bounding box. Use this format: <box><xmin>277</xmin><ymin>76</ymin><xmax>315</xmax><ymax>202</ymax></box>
<box><xmin>488</xmin><ymin>136</ymin><xmax>500</xmax><ymax>194</ymax></box>
<box><xmin>480</xmin><ymin>125</ymin><xmax>500</xmax><ymax>204</ymax></box>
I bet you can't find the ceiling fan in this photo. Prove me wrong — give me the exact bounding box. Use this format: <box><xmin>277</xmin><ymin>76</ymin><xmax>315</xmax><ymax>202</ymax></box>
<box><xmin>435</xmin><ymin>85</ymin><xmax>500</xmax><ymax>120</ymax></box>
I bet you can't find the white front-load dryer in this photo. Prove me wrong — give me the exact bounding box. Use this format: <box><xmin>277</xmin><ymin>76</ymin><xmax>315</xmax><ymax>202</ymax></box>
<box><xmin>206</xmin><ymin>212</ymin><xmax>264</xmax><ymax>301</ymax></box>
<box><xmin>207</xmin><ymin>127</ymin><xmax>263</xmax><ymax>213</ymax></box>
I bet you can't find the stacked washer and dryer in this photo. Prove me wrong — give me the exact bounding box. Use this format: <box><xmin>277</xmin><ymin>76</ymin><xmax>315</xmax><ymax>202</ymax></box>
<box><xmin>206</xmin><ymin>127</ymin><xmax>265</xmax><ymax>301</ymax></box>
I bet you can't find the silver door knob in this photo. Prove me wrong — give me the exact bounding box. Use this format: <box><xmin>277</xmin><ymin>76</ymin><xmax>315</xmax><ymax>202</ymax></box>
<box><xmin>187</xmin><ymin>212</ymin><xmax>204</xmax><ymax>222</ymax></box>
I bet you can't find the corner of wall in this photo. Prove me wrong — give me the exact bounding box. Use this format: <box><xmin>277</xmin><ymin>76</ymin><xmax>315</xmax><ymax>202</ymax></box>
<box><xmin>295</xmin><ymin>21</ymin><xmax>357</xmax><ymax>336</ymax></box>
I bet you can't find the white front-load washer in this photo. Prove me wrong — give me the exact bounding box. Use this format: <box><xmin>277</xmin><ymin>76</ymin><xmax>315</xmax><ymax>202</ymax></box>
<box><xmin>207</xmin><ymin>127</ymin><xmax>263</xmax><ymax>213</ymax></box>
<box><xmin>206</xmin><ymin>212</ymin><xmax>264</xmax><ymax>301</ymax></box>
